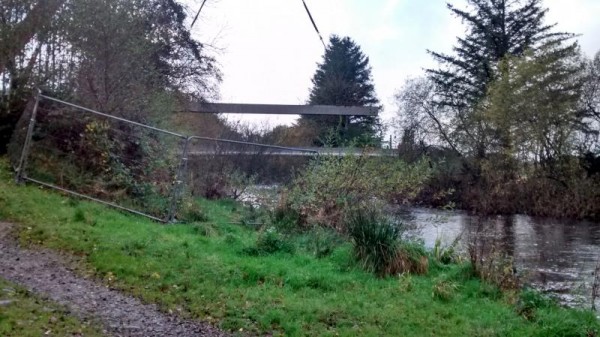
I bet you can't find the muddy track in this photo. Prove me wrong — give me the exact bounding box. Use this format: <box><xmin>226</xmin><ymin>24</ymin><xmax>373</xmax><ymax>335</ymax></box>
<box><xmin>0</xmin><ymin>222</ymin><xmax>230</xmax><ymax>337</ymax></box>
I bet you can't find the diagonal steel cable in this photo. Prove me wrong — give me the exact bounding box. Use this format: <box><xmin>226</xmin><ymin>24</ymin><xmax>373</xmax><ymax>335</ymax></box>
<box><xmin>301</xmin><ymin>0</ymin><xmax>326</xmax><ymax>49</ymax></box>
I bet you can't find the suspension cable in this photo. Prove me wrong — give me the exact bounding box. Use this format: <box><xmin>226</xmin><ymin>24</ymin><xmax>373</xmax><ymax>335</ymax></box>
<box><xmin>301</xmin><ymin>0</ymin><xmax>326</xmax><ymax>49</ymax></box>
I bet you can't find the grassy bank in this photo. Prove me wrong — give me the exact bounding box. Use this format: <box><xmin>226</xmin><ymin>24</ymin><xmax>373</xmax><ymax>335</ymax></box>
<box><xmin>0</xmin><ymin>278</ymin><xmax>104</xmax><ymax>337</ymax></box>
<box><xmin>0</xmin><ymin>159</ymin><xmax>598</xmax><ymax>336</ymax></box>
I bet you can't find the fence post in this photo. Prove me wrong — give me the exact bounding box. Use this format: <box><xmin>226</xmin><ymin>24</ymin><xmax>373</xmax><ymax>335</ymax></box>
<box><xmin>167</xmin><ymin>136</ymin><xmax>191</xmax><ymax>223</ymax></box>
<box><xmin>16</xmin><ymin>89</ymin><xmax>41</xmax><ymax>184</ymax></box>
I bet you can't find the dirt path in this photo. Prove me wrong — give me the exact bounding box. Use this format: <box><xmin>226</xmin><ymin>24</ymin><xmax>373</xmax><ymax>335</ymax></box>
<box><xmin>0</xmin><ymin>222</ymin><xmax>230</xmax><ymax>337</ymax></box>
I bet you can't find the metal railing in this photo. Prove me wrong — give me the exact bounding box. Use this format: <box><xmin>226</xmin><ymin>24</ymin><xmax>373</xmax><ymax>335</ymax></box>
<box><xmin>15</xmin><ymin>91</ymin><xmax>318</xmax><ymax>222</ymax></box>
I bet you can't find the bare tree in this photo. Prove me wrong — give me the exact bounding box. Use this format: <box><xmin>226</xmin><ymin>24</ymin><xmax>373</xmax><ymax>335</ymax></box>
<box><xmin>394</xmin><ymin>77</ymin><xmax>462</xmax><ymax>156</ymax></box>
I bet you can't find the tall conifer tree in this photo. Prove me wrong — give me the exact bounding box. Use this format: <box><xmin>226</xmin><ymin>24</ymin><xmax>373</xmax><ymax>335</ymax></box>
<box><xmin>428</xmin><ymin>0</ymin><xmax>574</xmax><ymax>110</ymax></box>
<box><xmin>300</xmin><ymin>35</ymin><xmax>381</xmax><ymax>147</ymax></box>
<box><xmin>426</xmin><ymin>0</ymin><xmax>576</xmax><ymax>158</ymax></box>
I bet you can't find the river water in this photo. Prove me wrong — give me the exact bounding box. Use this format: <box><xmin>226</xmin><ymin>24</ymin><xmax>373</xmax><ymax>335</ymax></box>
<box><xmin>396</xmin><ymin>207</ymin><xmax>600</xmax><ymax>310</ymax></box>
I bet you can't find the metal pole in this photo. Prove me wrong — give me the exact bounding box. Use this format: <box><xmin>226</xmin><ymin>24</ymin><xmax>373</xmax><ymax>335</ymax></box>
<box><xmin>167</xmin><ymin>136</ymin><xmax>191</xmax><ymax>223</ymax></box>
<box><xmin>16</xmin><ymin>89</ymin><xmax>41</xmax><ymax>183</ymax></box>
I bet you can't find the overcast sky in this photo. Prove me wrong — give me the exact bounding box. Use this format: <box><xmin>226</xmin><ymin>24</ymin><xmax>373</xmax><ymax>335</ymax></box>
<box><xmin>191</xmin><ymin>0</ymin><xmax>600</xmax><ymax>136</ymax></box>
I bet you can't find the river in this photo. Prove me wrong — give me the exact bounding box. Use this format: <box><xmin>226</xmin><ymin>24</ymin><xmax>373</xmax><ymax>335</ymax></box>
<box><xmin>396</xmin><ymin>207</ymin><xmax>600</xmax><ymax>311</ymax></box>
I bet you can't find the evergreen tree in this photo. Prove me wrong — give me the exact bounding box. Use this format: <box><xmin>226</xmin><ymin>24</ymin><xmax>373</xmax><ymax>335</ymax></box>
<box><xmin>428</xmin><ymin>0</ymin><xmax>574</xmax><ymax>110</ymax></box>
<box><xmin>300</xmin><ymin>35</ymin><xmax>381</xmax><ymax>147</ymax></box>
<box><xmin>425</xmin><ymin>0</ymin><xmax>576</xmax><ymax>160</ymax></box>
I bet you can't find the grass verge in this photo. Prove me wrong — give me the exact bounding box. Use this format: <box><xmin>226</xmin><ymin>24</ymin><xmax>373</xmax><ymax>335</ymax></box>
<box><xmin>0</xmin><ymin>278</ymin><xmax>104</xmax><ymax>337</ymax></box>
<box><xmin>0</xmin><ymin>158</ymin><xmax>598</xmax><ymax>336</ymax></box>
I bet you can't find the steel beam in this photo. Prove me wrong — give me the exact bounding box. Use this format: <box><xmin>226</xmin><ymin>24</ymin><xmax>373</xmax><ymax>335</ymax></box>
<box><xmin>184</xmin><ymin>102</ymin><xmax>376</xmax><ymax>116</ymax></box>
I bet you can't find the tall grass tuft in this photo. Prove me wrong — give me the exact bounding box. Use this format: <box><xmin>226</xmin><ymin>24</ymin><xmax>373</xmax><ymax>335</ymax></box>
<box><xmin>347</xmin><ymin>209</ymin><xmax>428</xmax><ymax>277</ymax></box>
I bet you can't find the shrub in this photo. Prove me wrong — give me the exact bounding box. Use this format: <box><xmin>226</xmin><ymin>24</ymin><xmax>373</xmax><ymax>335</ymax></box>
<box><xmin>269</xmin><ymin>204</ymin><xmax>303</xmax><ymax>233</ymax></box>
<box><xmin>288</xmin><ymin>154</ymin><xmax>432</xmax><ymax>231</ymax></box>
<box><xmin>347</xmin><ymin>208</ymin><xmax>428</xmax><ymax>277</ymax></box>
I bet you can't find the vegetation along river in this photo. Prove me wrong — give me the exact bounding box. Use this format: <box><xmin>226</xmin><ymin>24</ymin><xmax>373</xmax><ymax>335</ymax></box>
<box><xmin>241</xmin><ymin>186</ymin><xmax>600</xmax><ymax>312</ymax></box>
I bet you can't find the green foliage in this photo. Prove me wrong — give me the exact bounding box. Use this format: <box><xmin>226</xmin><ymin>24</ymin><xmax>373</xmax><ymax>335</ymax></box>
<box><xmin>347</xmin><ymin>208</ymin><xmax>428</xmax><ymax>277</ymax></box>
<box><xmin>300</xmin><ymin>35</ymin><xmax>382</xmax><ymax>146</ymax></box>
<box><xmin>306</xmin><ymin>227</ymin><xmax>344</xmax><ymax>258</ymax></box>
<box><xmin>483</xmin><ymin>47</ymin><xmax>584</xmax><ymax>163</ymax></box>
<box><xmin>269</xmin><ymin>205</ymin><xmax>303</xmax><ymax>233</ymax></box>
<box><xmin>1</xmin><ymin>0</ymin><xmax>219</xmax><ymax>156</ymax></box>
<box><xmin>348</xmin><ymin>208</ymin><xmax>401</xmax><ymax>276</ymax></box>
<box><xmin>288</xmin><ymin>154</ymin><xmax>432</xmax><ymax>229</ymax></box>
<box><xmin>239</xmin><ymin>205</ymin><xmax>268</xmax><ymax>229</ymax></box>
<box><xmin>178</xmin><ymin>198</ymin><xmax>208</xmax><ymax>223</ymax></box>
<box><xmin>468</xmin><ymin>240</ymin><xmax>520</xmax><ymax>291</ymax></box>
<box><xmin>428</xmin><ymin>0</ymin><xmax>575</xmax><ymax>111</ymax></box>
<box><xmin>516</xmin><ymin>288</ymin><xmax>555</xmax><ymax>320</ymax></box>
<box><xmin>432</xmin><ymin>235</ymin><xmax>461</xmax><ymax>265</ymax></box>
<box><xmin>401</xmin><ymin>0</ymin><xmax>599</xmax><ymax>222</ymax></box>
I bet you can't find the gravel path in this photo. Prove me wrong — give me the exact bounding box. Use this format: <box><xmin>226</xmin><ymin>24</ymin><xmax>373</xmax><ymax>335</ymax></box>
<box><xmin>0</xmin><ymin>222</ymin><xmax>230</xmax><ymax>337</ymax></box>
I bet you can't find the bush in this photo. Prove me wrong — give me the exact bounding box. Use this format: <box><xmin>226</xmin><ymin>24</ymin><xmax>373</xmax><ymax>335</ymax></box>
<box><xmin>347</xmin><ymin>208</ymin><xmax>428</xmax><ymax>277</ymax></box>
<box><xmin>269</xmin><ymin>205</ymin><xmax>303</xmax><ymax>233</ymax></box>
<box><xmin>288</xmin><ymin>154</ymin><xmax>432</xmax><ymax>231</ymax></box>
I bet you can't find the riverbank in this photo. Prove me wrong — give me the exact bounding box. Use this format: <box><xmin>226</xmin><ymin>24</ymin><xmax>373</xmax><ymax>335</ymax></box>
<box><xmin>413</xmin><ymin>166</ymin><xmax>600</xmax><ymax>222</ymax></box>
<box><xmin>0</xmin><ymin>159</ymin><xmax>598</xmax><ymax>336</ymax></box>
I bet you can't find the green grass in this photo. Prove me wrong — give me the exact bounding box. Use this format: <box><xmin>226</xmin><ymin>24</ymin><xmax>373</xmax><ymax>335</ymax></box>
<box><xmin>0</xmin><ymin>158</ymin><xmax>598</xmax><ymax>336</ymax></box>
<box><xmin>0</xmin><ymin>278</ymin><xmax>105</xmax><ymax>337</ymax></box>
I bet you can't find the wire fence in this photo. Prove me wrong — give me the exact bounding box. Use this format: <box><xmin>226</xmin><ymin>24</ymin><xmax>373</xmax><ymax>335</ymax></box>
<box><xmin>14</xmin><ymin>92</ymin><xmax>318</xmax><ymax>222</ymax></box>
